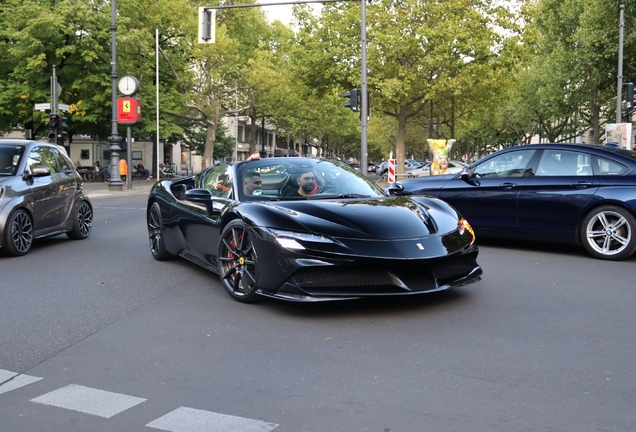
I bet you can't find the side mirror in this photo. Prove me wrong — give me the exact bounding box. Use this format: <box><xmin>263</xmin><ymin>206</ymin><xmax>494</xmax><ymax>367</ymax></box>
<box><xmin>386</xmin><ymin>182</ymin><xmax>405</xmax><ymax>196</ymax></box>
<box><xmin>31</xmin><ymin>165</ymin><xmax>51</xmax><ymax>177</ymax></box>
<box><xmin>185</xmin><ymin>188</ymin><xmax>216</xmax><ymax>215</ymax></box>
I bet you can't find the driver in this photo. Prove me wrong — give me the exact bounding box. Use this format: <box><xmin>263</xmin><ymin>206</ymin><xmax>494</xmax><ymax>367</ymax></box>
<box><xmin>283</xmin><ymin>170</ymin><xmax>318</xmax><ymax>197</ymax></box>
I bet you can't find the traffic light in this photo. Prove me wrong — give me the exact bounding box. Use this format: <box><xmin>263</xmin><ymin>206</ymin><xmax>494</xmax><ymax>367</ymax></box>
<box><xmin>626</xmin><ymin>82</ymin><xmax>634</xmax><ymax>110</ymax></box>
<box><xmin>59</xmin><ymin>115</ymin><xmax>68</xmax><ymax>141</ymax></box>
<box><xmin>48</xmin><ymin>114</ymin><xmax>60</xmax><ymax>140</ymax></box>
<box><xmin>344</xmin><ymin>89</ymin><xmax>358</xmax><ymax>112</ymax></box>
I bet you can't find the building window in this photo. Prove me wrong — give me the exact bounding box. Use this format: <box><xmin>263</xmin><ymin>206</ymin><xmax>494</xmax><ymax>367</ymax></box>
<box><xmin>80</xmin><ymin>149</ymin><xmax>90</xmax><ymax>160</ymax></box>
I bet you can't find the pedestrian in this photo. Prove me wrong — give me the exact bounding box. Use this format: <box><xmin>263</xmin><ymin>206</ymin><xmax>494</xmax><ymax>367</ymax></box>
<box><xmin>136</xmin><ymin>163</ymin><xmax>151</xmax><ymax>179</ymax></box>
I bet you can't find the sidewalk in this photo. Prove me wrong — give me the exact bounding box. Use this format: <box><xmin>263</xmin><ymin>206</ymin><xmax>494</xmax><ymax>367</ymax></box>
<box><xmin>81</xmin><ymin>178</ymin><xmax>155</xmax><ymax>198</ymax></box>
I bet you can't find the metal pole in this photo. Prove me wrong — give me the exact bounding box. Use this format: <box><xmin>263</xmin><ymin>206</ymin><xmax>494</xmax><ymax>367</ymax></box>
<box><xmin>156</xmin><ymin>27</ymin><xmax>160</xmax><ymax>179</ymax></box>
<box><xmin>616</xmin><ymin>4</ymin><xmax>625</xmax><ymax>123</ymax></box>
<box><xmin>234</xmin><ymin>86</ymin><xmax>238</xmax><ymax>161</ymax></box>
<box><xmin>360</xmin><ymin>0</ymin><xmax>368</xmax><ymax>176</ymax></box>
<box><xmin>260</xmin><ymin>116</ymin><xmax>266</xmax><ymax>157</ymax></box>
<box><xmin>108</xmin><ymin>0</ymin><xmax>123</xmax><ymax>191</ymax></box>
<box><xmin>127</xmin><ymin>127</ymin><xmax>132</xmax><ymax>189</ymax></box>
<box><xmin>51</xmin><ymin>65</ymin><xmax>58</xmax><ymax>115</ymax></box>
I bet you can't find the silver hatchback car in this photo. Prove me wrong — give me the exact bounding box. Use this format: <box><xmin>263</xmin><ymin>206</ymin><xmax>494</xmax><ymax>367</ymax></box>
<box><xmin>0</xmin><ymin>140</ymin><xmax>93</xmax><ymax>256</ymax></box>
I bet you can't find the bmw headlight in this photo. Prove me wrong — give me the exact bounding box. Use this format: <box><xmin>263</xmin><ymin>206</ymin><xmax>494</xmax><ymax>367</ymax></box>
<box><xmin>268</xmin><ymin>229</ymin><xmax>336</xmax><ymax>250</ymax></box>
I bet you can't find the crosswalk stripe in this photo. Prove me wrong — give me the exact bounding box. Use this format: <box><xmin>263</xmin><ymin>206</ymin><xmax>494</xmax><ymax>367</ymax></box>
<box><xmin>0</xmin><ymin>369</ymin><xmax>42</xmax><ymax>395</ymax></box>
<box><xmin>31</xmin><ymin>384</ymin><xmax>146</xmax><ymax>418</ymax></box>
<box><xmin>146</xmin><ymin>406</ymin><xmax>278</xmax><ymax>432</ymax></box>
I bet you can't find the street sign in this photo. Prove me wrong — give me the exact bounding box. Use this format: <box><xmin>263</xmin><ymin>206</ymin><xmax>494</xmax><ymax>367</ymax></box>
<box><xmin>34</xmin><ymin>103</ymin><xmax>51</xmax><ymax>111</ymax></box>
<box><xmin>117</xmin><ymin>97</ymin><xmax>141</xmax><ymax>124</ymax></box>
<box><xmin>58</xmin><ymin>103</ymin><xmax>70</xmax><ymax>112</ymax></box>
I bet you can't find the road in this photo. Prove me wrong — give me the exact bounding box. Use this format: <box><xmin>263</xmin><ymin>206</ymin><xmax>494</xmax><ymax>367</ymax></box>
<box><xmin>0</xmin><ymin>188</ymin><xmax>635</xmax><ymax>432</ymax></box>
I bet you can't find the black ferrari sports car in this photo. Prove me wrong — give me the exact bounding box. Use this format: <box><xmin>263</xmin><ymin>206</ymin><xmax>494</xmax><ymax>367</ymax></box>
<box><xmin>0</xmin><ymin>139</ymin><xmax>92</xmax><ymax>256</ymax></box>
<box><xmin>146</xmin><ymin>157</ymin><xmax>482</xmax><ymax>302</ymax></box>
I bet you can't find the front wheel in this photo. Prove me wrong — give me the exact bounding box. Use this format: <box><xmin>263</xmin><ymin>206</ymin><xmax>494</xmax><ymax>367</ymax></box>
<box><xmin>217</xmin><ymin>220</ymin><xmax>263</xmax><ymax>303</ymax></box>
<box><xmin>147</xmin><ymin>202</ymin><xmax>175</xmax><ymax>261</ymax></box>
<box><xmin>580</xmin><ymin>205</ymin><xmax>636</xmax><ymax>260</ymax></box>
<box><xmin>4</xmin><ymin>209</ymin><xmax>33</xmax><ymax>256</ymax></box>
<box><xmin>66</xmin><ymin>200</ymin><xmax>93</xmax><ymax>240</ymax></box>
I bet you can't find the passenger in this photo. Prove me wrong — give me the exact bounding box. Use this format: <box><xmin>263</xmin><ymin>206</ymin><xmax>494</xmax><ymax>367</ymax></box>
<box><xmin>243</xmin><ymin>170</ymin><xmax>263</xmax><ymax>196</ymax></box>
<box><xmin>283</xmin><ymin>170</ymin><xmax>318</xmax><ymax>197</ymax></box>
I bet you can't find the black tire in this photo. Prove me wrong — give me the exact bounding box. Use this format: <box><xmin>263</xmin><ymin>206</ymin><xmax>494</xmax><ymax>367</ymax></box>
<box><xmin>580</xmin><ymin>205</ymin><xmax>636</xmax><ymax>260</ymax></box>
<box><xmin>147</xmin><ymin>201</ymin><xmax>175</xmax><ymax>261</ymax></box>
<box><xmin>66</xmin><ymin>200</ymin><xmax>93</xmax><ymax>240</ymax></box>
<box><xmin>85</xmin><ymin>171</ymin><xmax>96</xmax><ymax>182</ymax></box>
<box><xmin>4</xmin><ymin>209</ymin><xmax>33</xmax><ymax>256</ymax></box>
<box><xmin>217</xmin><ymin>220</ymin><xmax>263</xmax><ymax>303</ymax></box>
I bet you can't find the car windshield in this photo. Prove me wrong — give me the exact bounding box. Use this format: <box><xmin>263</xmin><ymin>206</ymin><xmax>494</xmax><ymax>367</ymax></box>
<box><xmin>0</xmin><ymin>145</ymin><xmax>25</xmax><ymax>176</ymax></box>
<box><xmin>237</xmin><ymin>158</ymin><xmax>385</xmax><ymax>201</ymax></box>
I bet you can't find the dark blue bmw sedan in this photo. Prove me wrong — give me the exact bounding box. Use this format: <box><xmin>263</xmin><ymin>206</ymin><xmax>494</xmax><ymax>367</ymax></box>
<box><xmin>388</xmin><ymin>143</ymin><xmax>636</xmax><ymax>260</ymax></box>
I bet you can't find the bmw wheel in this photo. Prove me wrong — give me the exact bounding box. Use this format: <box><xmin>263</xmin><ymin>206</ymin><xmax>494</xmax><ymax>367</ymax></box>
<box><xmin>218</xmin><ymin>220</ymin><xmax>262</xmax><ymax>303</ymax></box>
<box><xmin>4</xmin><ymin>209</ymin><xmax>33</xmax><ymax>256</ymax></box>
<box><xmin>581</xmin><ymin>205</ymin><xmax>636</xmax><ymax>260</ymax></box>
<box><xmin>66</xmin><ymin>200</ymin><xmax>93</xmax><ymax>240</ymax></box>
<box><xmin>147</xmin><ymin>201</ymin><xmax>174</xmax><ymax>260</ymax></box>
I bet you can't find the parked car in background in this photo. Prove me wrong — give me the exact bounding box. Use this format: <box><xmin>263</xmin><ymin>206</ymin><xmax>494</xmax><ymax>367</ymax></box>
<box><xmin>367</xmin><ymin>162</ymin><xmax>376</xmax><ymax>173</ymax></box>
<box><xmin>0</xmin><ymin>140</ymin><xmax>93</xmax><ymax>256</ymax></box>
<box><xmin>388</xmin><ymin>143</ymin><xmax>636</xmax><ymax>260</ymax></box>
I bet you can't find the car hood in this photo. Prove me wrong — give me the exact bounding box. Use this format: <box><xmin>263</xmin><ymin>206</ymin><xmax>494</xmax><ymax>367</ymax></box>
<box><xmin>252</xmin><ymin>196</ymin><xmax>461</xmax><ymax>240</ymax></box>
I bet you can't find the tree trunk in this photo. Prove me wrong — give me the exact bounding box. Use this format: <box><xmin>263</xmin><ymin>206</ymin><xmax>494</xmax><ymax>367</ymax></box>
<box><xmin>203</xmin><ymin>123</ymin><xmax>216</xmax><ymax>169</ymax></box>
<box><xmin>395</xmin><ymin>104</ymin><xmax>408</xmax><ymax>177</ymax></box>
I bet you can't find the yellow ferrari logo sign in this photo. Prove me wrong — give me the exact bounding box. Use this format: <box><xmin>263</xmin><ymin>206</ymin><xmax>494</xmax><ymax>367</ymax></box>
<box><xmin>122</xmin><ymin>100</ymin><xmax>131</xmax><ymax>112</ymax></box>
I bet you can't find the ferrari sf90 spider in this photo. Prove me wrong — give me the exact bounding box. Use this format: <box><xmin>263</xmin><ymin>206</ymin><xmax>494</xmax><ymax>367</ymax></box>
<box><xmin>147</xmin><ymin>157</ymin><xmax>482</xmax><ymax>303</ymax></box>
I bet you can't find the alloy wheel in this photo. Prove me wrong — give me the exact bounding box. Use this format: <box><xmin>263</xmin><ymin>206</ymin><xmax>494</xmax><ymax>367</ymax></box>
<box><xmin>585</xmin><ymin>210</ymin><xmax>632</xmax><ymax>257</ymax></box>
<box><xmin>218</xmin><ymin>224</ymin><xmax>258</xmax><ymax>300</ymax></box>
<box><xmin>11</xmin><ymin>211</ymin><xmax>33</xmax><ymax>254</ymax></box>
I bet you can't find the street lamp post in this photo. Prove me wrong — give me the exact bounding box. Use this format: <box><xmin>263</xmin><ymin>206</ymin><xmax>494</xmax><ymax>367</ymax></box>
<box><xmin>616</xmin><ymin>4</ymin><xmax>625</xmax><ymax>123</ymax></box>
<box><xmin>108</xmin><ymin>0</ymin><xmax>123</xmax><ymax>191</ymax></box>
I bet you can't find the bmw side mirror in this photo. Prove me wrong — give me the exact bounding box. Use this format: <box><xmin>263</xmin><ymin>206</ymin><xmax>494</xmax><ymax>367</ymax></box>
<box><xmin>387</xmin><ymin>182</ymin><xmax>405</xmax><ymax>196</ymax></box>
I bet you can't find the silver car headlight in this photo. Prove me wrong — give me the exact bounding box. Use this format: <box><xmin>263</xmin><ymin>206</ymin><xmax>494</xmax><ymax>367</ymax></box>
<box><xmin>268</xmin><ymin>229</ymin><xmax>336</xmax><ymax>250</ymax></box>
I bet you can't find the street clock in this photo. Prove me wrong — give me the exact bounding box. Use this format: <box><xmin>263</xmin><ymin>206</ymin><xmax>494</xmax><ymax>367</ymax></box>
<box><xmin>118</xmin><ymin>75</ymin><xmax>140</xmax><ymax>96</ymax></box>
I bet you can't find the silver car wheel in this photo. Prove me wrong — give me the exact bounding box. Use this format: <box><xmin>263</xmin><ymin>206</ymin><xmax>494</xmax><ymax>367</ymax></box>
<box><xmin>585</xmin><ymin>210</ymin><xmax>632</xmax><ymax>256</ymax></box>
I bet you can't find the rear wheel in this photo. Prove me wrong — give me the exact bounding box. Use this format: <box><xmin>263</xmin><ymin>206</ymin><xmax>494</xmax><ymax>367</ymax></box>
<box><xmin>580</xmin><ymin>205</ymin><xmax>636</xmax><ymax>260</ymax></box>
<box><xmin>4</xmin><ymin>209</ymin><xmax>33</xmax><ymax>256</ymax></box>
<box><xmin>147</xmin><ymin>202</ymin><xmax>175</xmax><ymax>260</ymax></box>
<box><xmin>66</xmin><ymin>200</ymin><xmax>93</xmax><ymax>240</ymax></box>
<box><xmin>217</xmin><ymin>220</ymin><xmax>262</xmax><ymax>303</ymax></box>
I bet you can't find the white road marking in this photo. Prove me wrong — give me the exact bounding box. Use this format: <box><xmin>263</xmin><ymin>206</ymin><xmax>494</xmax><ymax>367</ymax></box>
<box><xmin>146</xmin><ymin>406</ymin><xmax>278</xmax><ymax>432</ymax></box>
<box><xmin>0</xmin><ymin>369</ymin><xmax>42</xmax><ymax>395</ymax></box>
<box><xmin>31</xmin><ymin>384</ymin><xmax>146</xmax><ymax>418</ymax></box>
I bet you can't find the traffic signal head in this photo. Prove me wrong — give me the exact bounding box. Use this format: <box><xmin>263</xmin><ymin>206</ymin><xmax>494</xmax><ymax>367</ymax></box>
<box><xmin>48</xmin><ymin>114</ymin><xmax>60</xmax><ymax>139</ymax></box>
<box><xmin>626</xmin><ymin>82</ymin><xmax>634</xmax><ymax>109</ymax></box>
<box><xmin>60</xmin><ymin>116</ymin><xmax>68</xmax><ymax>137</ymax></box>
<box><xmin>344</xmin><ymin>89</ymin><xmax>359</xmax><ymax>112</ymax></box>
